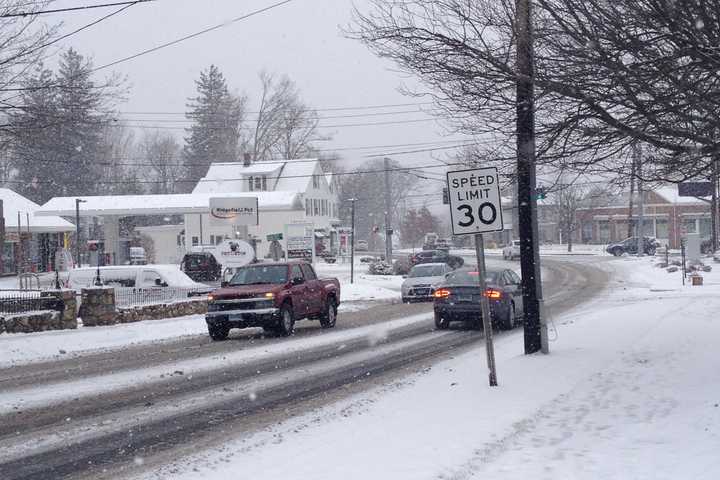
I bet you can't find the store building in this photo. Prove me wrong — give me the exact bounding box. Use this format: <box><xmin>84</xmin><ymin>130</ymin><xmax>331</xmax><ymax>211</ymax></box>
<box><xmin>0</xmin><ymin>188</ymin><xmax>76</xmax><ymax>275</ymax></box>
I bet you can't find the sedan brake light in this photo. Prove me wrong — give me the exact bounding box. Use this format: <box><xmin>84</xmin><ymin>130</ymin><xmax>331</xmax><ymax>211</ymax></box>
<box><xmin>485</xmin><ymin>288</ymin><xmax>502</xmax><ymax>299</ymax></box>
<box><xmin>433</xmin><ymin>288</ymin><xmax>451</xmax><ymax>298</ymax></box>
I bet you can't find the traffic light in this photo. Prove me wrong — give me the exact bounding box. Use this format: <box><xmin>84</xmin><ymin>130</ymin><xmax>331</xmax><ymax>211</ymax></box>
<box><xmin>535</xmin><ymin>187</ymin><xmax>547</xmax><ymax>200</ymax></box>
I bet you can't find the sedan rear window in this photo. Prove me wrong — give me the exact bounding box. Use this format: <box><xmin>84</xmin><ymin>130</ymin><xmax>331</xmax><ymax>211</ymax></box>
<box><xmin>445</xmin><ymin>270</ymin><xmax>498</xmax><ymax>285</ymax></box>
<box><xmin>409</xmin><ymin>265</ymin><xmax>445</xmax><ymax>277</ymax></box>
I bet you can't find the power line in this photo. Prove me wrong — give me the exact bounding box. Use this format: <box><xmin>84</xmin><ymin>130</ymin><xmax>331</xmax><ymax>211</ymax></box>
<box><xmin>0</xmin><ymin>0</ymin><xmax>155</xmax><ymax>17</ymax></box>
<box><xmin>6</xmin><ymin>160</ymin><xmax>469</xmax><ymax>186</ymax></box>
<box><xmin>0</xmin><ymin>0</ymin><xmax>295</xmax><ymax>92</ymax></box>
<box><xmin>118</xmin><ymin>102</ymin><xmax>434</xmax><ymax>115</ymax></box>
<box><xmin>0</xmin><ymin>1</ymin><xmax>143</xmax><ymax>69</ymax></box>
<box><xmin>92</xmin><ymin>0</ymin><xmax>294</xmax><ymax>73</ymax></box>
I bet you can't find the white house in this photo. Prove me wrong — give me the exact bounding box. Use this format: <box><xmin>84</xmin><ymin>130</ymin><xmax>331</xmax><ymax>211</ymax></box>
<box><xmin>183</xmin><ymin>158</ymin><xmax>340</xmax><ymax>259</ymax></box>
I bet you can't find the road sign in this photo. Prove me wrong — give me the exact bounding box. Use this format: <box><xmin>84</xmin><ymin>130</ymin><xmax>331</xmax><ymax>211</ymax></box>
<box><xmin>446</xmin><ymin>167</ymin><xmax>504</xmax><ymax>236</ymax></box>
<box><xmin>266</xmin><ymin>233</ymin><xmax>283</xmax><ymax>242</ymax></box>
<box><xmin>678</xmin><ymin>182</ymin><xmax>713</xmax><ymax>197</ymax></box>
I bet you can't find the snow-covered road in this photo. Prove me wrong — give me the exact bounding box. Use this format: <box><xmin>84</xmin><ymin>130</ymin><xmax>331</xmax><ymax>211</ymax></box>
<box><xmin>0</xmin><ymin>257</ymin><xmax>604</xmax><ymax>480</ymax></box>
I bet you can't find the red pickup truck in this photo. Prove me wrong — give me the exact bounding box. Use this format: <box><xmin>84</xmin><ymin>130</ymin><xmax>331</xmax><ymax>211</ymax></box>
<box><xmin>205</xmin><ymin>261</ymin><xmax>341</xmax><ymax>340</ymax></box>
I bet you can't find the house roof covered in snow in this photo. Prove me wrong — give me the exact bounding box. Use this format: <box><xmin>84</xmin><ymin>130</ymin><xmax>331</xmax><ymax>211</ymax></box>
<box><xmin>193</xmin><ymin>158</ymin><xmax>321</xmax><ymax>195</ymax></box>
<box><xmin>0</xmin><ymin>188</ymin><xmax>75</xmax><ymax>233</ymax></box>
<box><xmin>36</xmin><ymin>191</ymin><xmax>300</xmax><ymax>218</ymax></box>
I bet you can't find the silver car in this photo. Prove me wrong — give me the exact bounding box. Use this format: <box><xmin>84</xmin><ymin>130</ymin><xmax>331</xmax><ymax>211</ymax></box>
<box><xmin>401</xmin><ymin>263</ymin><xmax>453</xmax><ymax>302</ymax></box>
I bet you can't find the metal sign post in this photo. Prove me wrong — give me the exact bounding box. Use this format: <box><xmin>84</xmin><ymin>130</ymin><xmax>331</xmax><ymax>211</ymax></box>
<box><xmin>446</xmin><ymin>167</ymin><xmax>504</xmax><ymax>387</ymax></box>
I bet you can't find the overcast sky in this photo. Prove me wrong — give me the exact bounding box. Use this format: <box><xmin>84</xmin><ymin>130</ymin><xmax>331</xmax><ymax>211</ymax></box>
<box><xmin>41</xmin><ymin>0</ymin><xmax>467</xmax><ymax>210</ymax></box>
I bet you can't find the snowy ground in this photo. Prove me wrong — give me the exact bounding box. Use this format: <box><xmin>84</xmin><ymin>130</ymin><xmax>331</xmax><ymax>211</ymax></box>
<box><xmin>139</xmin><ymin>256</ymin><xmax>720</xmax><ymax>480</ymax></box>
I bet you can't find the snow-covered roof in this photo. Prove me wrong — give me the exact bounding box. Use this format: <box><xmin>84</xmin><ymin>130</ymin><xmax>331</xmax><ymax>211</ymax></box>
<box><xmin>0</xmin><ymin>188</ymin><xmax>75</xmax><ymax>233</ymax></box>
<box><xmin>37</xmin><ymin>192</ymin><xmax>300</xmax><ymax>217</ymax></box>
<box><xmin>193</xmin><ymin>158</ymin><xmax>320</xmax><ymax>195</ymax></box>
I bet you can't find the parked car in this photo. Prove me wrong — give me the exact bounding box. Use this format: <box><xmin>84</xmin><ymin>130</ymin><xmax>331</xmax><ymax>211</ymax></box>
<box><xmin>432</xmin><ymin>267</ymin><xmax>524</xmax><ymax>330</ymax></box>
<box><xmin>205</xmin><ymin>261</ymin><xmax>341</xmax><ymax>340</ymax></box>
<box><xmin>401</xmin><ymin>263</ymin><xmax>453</xmax><ymax>302</ymax></box>
<box><xmin>435</xmin><ymin>238</ymin><xmax>452</xmax><ymax>251</ymax></box>
<box><xmin>606</xmin><ymin>236</ymin><xmax>659</xmax><ymax>256</ymax></box>
<box><xmin>180</xmin><ymin>252</ymin><xmax>222</xmax><ymax>282</ymax></box>
<box><xmin>66</xmin><ymin>265</ymin><xmax>209</xmax><ymax>292</ymax></box>
<box><xmin>410</xmin><ymin>250</ymin><xmax>464</xmax><ymax>269</ymax></box>
<box><xmin>355</xmin><ymin>240</ymin><xmax>369</xmax><ymax>251</ymax></box>
<box><xmin>502</xmin><ymin>240</ymin><xmax>522</xmax><ymax>260</ymax></box>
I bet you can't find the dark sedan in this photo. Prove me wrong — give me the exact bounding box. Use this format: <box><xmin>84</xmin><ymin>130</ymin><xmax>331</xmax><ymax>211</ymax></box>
<box><xmin>432</xmin><ymin>267</ymin><xmax>524</xmax><ymax>331</ymax></box>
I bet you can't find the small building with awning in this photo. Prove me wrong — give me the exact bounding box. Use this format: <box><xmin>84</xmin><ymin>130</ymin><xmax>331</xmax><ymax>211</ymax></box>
<box><xmin>0</xmin><ymin>188</ymin><xmax>76</xmax><ymax>275</ymax></box>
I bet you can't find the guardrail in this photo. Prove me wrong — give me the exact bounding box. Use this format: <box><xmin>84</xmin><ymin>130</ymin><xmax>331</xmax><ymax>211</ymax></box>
<box><xmin>113</xmin><ymin>286</ymin><xmax>210</xmax><ymax>307</ymax></box>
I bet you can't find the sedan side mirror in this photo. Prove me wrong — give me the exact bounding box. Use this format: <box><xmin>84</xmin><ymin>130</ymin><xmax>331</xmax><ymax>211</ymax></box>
<box><xmin>402</xmin><ymin>275</ymin><xmax>408</xmax><ymax>279</ymax></box>
<box><xmin>221</xmin><ymin>281</ymin><xmax>229</xmax><ymax>288</ymax></box>
<box><xmin>291</xmin><ymin>277</ymin><xmax>305</xmax><ymax>286</ymax></box>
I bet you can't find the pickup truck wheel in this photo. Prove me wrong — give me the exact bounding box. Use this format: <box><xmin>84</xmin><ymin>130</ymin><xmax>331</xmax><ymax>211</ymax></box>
<box><xmin>320</xmin><ymin>298</ymin><xmax>337</xmax><ymax>329</ymax></box>
<box><xmin>208</xmin><ymin>323</ymin><xmax>230</xmax><ymax>341</ymax></box>
<box><xmin>276</xmin><ymin>304</ymin><xmax>295</xmax><ymax>336</ymax></box>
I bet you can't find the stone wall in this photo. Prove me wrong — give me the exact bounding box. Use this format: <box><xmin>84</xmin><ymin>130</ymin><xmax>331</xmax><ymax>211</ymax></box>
<box><xmin>1</xmin><ymin>310</ymin><xmax>62</xmax><ymax>334</ymax></box>
<box><xmin>78</xmin><ymin>287</ymin><xmax>117</xmax><ymax>327</ymax></box>
<box><xmin>116</xmin><ymin>299</ymin><xmax>207</xmax><ymax>323</ymax></box>
<box><xmin>41</xmin><ymin>289</ymin><xmax>78</xmax><ymax>330</ymax></box>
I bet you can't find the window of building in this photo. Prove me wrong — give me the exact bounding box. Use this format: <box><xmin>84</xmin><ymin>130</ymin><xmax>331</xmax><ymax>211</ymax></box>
<box><xmin>248</xmin><ymin>176</ymin><xmax>254</xmax><ymax>191</ymax></box>
<box><xmin>699</xmin><ymin>217</ymin><xmax>712</xmax><ymax>238</ymax></box>
<box><xmin>216</xmin><ymin>235</ymin><xmax>224</xmax><ymax>245</ymax></box>
<box><xmin>312</xmin><ymin>175</ymin><xmax>319</xmax><ymax>189</ymax></box>
<box><xmin>598</xmin><ymin>220</ymin><xmax>610</xmax><ymax>242</ymax></box>
<box><xmin>656</xmin><ymin>218</ymin><xmax>669</xmax><ymax>240</ymax></box>
<box><xmin>210</xmin><ymin>235</ymin><xmax>215</xmax><ymax>245</ymax></box>
<box><xmin>314</xmin><ymin>199</ymin><xmax>320</xmax><ymax>216</ymax></box>
<box><xmin>683</xmin><ymin>218</ymin><xmax>698</xmax><ymax>234</ymax></box>
<box><xmin>262</xmin><ymin>176</ymin><xmax>268</xmax><ymax>191</ymax></box>
<box><xmin>321</xmin><ymin>199</ymin><xmax>327</xmax><ymax>216</ymax></box>
<box><xmin>306</xmin><ymin>198</ymin><xmax>312</xmax><ymax>216</ymax></box>
<box><xmin>254</xmin><ymin>177</ymin><xmax>262</xmax><ymax>190</ymax></box>
<box><xmin>192</xmin><ymin>236</ymin><xmax>199</xmax><ymax>246</ymax></box>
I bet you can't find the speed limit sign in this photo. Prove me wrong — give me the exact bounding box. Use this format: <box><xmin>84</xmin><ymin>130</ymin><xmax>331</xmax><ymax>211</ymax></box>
<box><xmin>446</xmin><ymin>167</ymin><xmax>504</xmax><ymax>235</ymax></box>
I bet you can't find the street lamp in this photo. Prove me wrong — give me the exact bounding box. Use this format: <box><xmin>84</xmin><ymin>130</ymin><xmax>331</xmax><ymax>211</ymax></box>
<box><xmin>347</xmin><ymin>198</ymin><xmax>356</xmax><ymax>284</ymax></box>
<box><xmin>75</xmin><ymin>199</ymin><xmax>86</xmax><ymax>268</ymax></box>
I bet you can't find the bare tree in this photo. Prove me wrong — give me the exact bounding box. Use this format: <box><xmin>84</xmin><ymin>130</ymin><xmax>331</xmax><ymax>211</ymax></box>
<box><xmin>139</xmin><ymin>130</ymin><xmax>184</xmax><ymax>194</ymax></box>
<box><xmin>351</xmin><ymin>0</ymin><xmax>720</xmax><ymax>182</ymax></box>
<box><xmin>551</xmin><ymin>181</ymin><xmax>584</xmax><ymax>252</ymax></box>
<box><xmin>248</xmin><ymin>71</ymin><xmax>325</xmax><ymax>161</ymax></box>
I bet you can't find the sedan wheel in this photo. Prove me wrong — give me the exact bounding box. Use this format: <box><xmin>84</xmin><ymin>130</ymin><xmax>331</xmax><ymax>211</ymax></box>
<box><xmin>434</xmin><ymin>312</ymin><xmax>450</xmax><ymax>330</ymax></box>
<box><xmin>499</xmin><ymin>304</ymin><xmax>515</xmax><ymax>330</ymax></box>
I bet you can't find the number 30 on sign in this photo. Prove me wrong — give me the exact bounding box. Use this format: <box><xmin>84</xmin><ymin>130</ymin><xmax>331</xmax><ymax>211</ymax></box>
<box><xmin>446</xmin><ymin>167</ymin><xmax>505</xmax><ymax>236</ymax></box>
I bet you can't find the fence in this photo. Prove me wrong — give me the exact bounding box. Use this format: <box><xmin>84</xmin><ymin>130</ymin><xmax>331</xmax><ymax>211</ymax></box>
<box><xmin>0</xmin><ymin>290</ymin><xmax>64</xmax><ymax>316</ymax></box>
<box><xmin>113</xmin><ymin>286</ymin><xmax>210</xmax><ymax>307</ymax></box>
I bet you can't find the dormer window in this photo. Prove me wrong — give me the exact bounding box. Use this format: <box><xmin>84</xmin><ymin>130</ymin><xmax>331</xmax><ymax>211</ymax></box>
<box><xmin>248</xmin><ymin>176</ymin><xmax>254</xmax><ymax>191</ymax></box>
<box><xmin>248</xmin><ymin>175</ymin><xmax>267</xmax><ymax>191</ymax></box>
<box><xmin>254</xmin><ymin>177</ymin><xmax>262</xmax><ymax>190</ymax></box>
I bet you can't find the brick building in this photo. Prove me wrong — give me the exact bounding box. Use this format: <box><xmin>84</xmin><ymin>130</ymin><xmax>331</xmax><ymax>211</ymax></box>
<box><xmin>573</xmin><ymin>186</ymin><xmax>712</xmax><ymax>249</ymax></box>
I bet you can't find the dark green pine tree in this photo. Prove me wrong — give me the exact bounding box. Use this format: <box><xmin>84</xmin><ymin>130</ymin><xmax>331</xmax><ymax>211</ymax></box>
<box><xmin>183</xmin><ymin>65</ymin><xmax>244</xmax><ymax>186</ymax></box>
<box><xmin>11</xmin><ymin>48</ymin><xmax>110</xmax><ymax>203</ymax></box>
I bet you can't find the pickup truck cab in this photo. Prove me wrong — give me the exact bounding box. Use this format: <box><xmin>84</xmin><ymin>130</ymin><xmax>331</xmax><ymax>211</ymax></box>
<box><xmin>205</xmin><ymin>261</ymin><xmax>341</xmax><ymax>340</ymax></box>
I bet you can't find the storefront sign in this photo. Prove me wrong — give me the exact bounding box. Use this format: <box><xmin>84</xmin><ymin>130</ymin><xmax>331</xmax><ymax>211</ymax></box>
<box><xmin>209</xmin><ymin>197</ymin><xmax>259</xmax><ymax>227</ymax></box>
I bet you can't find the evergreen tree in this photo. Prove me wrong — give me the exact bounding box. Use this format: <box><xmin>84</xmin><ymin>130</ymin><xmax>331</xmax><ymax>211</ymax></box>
<box><xmin>10</xmin><ymin>48</ymin><xmax>117</xmax><ymax>203</ymax></box>
<box><xmin>183</xmin><ymin>65</ymin><xmax>245</xmax><ymax>184</ymax></box>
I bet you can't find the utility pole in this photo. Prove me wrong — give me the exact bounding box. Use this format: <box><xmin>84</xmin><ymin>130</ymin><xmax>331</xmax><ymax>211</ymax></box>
<box><xmin>635</xmin><ymin>144</ymin><xmax>645</xmax><ymax>257</ymax></box>
<box><xmin>75</xmin><ymin>199</ymin><xmax>85</xmax><ymax>268</ymax></box>
<box><xmin>516</xmin><ymin>0</ymin><xmax>547</xmax><ymax>354</ymax></box>
<box><xmin>712</xmin><ymin>157</ymin><xmax>719</xmax><ymax>253</ymax></box>
<box><xmin>383</xmin><ymin>157</ymin><xmax>393</xmax><ymax>263</ymax></box>
<box><xmin>349</xmin><ymin>198</ymin><xmax>356</xmax><ymax>284</ymax></box>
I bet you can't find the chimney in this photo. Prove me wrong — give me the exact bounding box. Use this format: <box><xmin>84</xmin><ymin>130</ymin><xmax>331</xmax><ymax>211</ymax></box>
<box><xmin>243</xmin><ymin>153</ymin><xmax>252</xmax><ymax>167</ymax></box>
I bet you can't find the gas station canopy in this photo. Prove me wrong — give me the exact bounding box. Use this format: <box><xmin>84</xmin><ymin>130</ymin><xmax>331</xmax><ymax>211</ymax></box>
<box><xmin>36</xmin><ymin>192</ymin><xmax>300</xmax><ymax>217</ymax></box>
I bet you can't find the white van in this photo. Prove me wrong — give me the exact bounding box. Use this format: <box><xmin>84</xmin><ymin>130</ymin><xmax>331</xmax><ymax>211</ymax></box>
<box><xmin>66</xmin><ymin>265</ymin><xmax>206</xmax><ymax>290</ymax></box>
